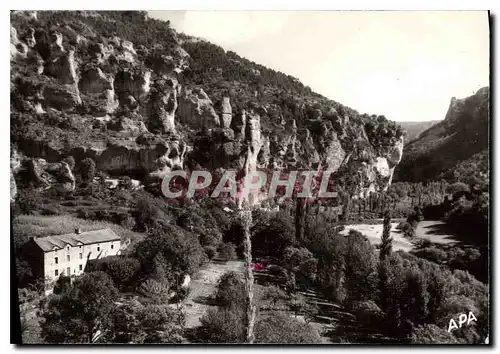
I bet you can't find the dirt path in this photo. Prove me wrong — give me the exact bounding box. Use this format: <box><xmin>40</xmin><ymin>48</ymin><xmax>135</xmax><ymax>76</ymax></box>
<box><xmin>181</xmin><ymin>260</ymin><xmax>244</xmax><ymax>329</ymax></box>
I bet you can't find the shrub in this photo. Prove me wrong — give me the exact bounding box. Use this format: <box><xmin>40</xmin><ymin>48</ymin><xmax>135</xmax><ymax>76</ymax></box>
<box><xmin>139</xmin><ymin>278</ymin><xmax>170</xmax><ymax>303</ymax></box>
<box><xmin>217</xmin><ymin>242</ymin><xmax>237</xmax><ymax>261</ymax></box>
<box><xmin>413</xmin><ymin>247</ymin><xmax>448</xmax><ymax>264</ymax></box>
<box><xmin>352</xmin><ymin>300</ymin><xmax>383</xmax><ymax>327</ymax></box>
<box><xmin>204</xmin><ymin>245</ymin><xmax>217</xmax><ymax>261</ymax></box>
<box><xmin>62</xmin><ymin>156</ymin><xmax>76</xmax><ymax>170</ymax></box>
<box><xmin>254</xmin><ymin>312</ymin><xmax>322</xmax><ymax>343</ymax></box>
<box><xmin>199</xmin><ymin>307</ymin><xmax>245</xmax><ymax>343</ymax></box>
<box><xmin>87</xmin><ymin>256</ymin><xmax>141</xmax><ymax>290</ymax></box>
<box><xmin>410</xmin><ymin>324</ymin><xmax>461</xmax><ymax>344</ymax></box>
<box><xmin>80</xmin><ymin>157</ymin><xmax>96</xmax><ymax>183</ymax></box>
<box><xmin>215</xmin><ymin>271</ymin><xmax>246</xmax><ymax>309</ymax></box>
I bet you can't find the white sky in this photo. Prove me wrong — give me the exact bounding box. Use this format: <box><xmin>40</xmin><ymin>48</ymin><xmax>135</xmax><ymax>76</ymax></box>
<box><xmin>149</xmin><ymin>11</ymin><xmax>489</xmax><ymax>122</ymax></box>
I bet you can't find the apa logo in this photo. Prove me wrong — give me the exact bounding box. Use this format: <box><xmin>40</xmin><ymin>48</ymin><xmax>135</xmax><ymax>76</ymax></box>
<box><xmin>447</xmin><ymin>312</ymin><xmax>477</xmax><ymax>332</ymax></box>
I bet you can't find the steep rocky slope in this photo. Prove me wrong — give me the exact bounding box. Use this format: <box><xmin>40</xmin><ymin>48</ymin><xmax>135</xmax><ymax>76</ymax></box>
<box><xmin>394</xmin><ymin>87</ymin><xmax>489</xmax><ymax>183</ymax></box>
<box><xmin>10</xmin><ymin>11</ymin><xmax>404</xmax><ymax>201</ymax></box>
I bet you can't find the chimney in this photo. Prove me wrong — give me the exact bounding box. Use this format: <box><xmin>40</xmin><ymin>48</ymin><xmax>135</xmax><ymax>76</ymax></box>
<box><xmin>75</xmin><ymin>228</ymin><xmax>81</xmax><ymax>235</ymax></box>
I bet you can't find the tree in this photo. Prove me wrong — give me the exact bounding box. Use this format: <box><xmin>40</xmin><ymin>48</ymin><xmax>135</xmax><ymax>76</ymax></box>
<box><xmin>217</xmin><ymin>242</ymin><xmax>237</xmax><ymax>261</ymax></box>
<box><xmin>380</xmin><ymin>210</ymin><xmax>393</xmax><ymax>261</ymax></box>
<box><xmin>134</xmin><ymin>224</ymin><xmax>206</xmax><ymax>282</ymax></box>
<box><xmin>110</xmin><ymin>301</ymin><xmax>184</xmax><ymax>343</ymax></box>
<box><xmin>281</xmin><ymin>246</ymin><xmax>318</xmax><ymax>287</ymax></box>
<box><xmin>215</xmin><ymin>271</ymin><xmax>246</xmax><ymax>309</ymax></box>
<box><xmin>87</xmin><ymin>256</ymin><xmax>140</xmax><ymax>290</ymax></box>
<box><xmin>62</xmin><ymin>155</ymin><xmax>76</xmax><ymax>170</ymax></box>
<box><xmin>41</xmin><ymin>272</ymin><xmax>119</xmax><ymax>343</ymax></box>
<box><xmin>343</xmin><ymin>230</ymin><xmax>377</xmax><ymax>307</ymax></box>
<box><xmin>411</xmin><ymin>324</ymin><xmax>461</xmax><ymax>344</ymax></box>
<box><xmin>251</xmin><ymin>210</ymin><xmax>295</xmax><ymax>258</ymax></box>
<box><xmin>80</xmin><ymin>157</ymin><xmax>96</xmax><ymax>183</ymax></box>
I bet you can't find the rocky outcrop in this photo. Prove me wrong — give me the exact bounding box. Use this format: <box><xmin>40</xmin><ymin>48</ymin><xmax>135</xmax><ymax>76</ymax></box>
<box><xmin>25</xmin><ymin>28</ymin><xmax>36</xmax><ymax>48</ymax></box>
<box><xmin>243</xmin><ymin>111</ymin><xmax>263</xmax><ymax>173</ymax></box>
<box><xmin>396</xmin><ymin>87</ymin><xmax>488</xmax><ymax>182</ymax></box>
<box><xmin>221</xmin><ymin>97</ymin><xmax>232</xmax><ymax>129</ymax></box>
<box><xmin>11</xmin><ymin>169</ymin><xmax>17</xmax><ymax>203</ymax></box>
<box><xmin>107</xmin><ymin>117</ymin><xmax>148</xmax><ymax>135</ymax></box>
<box><xmin>114</xmin><ymin>69</ymin><xmax>151</xmax><ymax>102</ymax></box>
<box><xmin>177</xmin><ymin>87</ymin><xmax>220</xmax><ymax>129</ymax></box>
<box><xmin>11</xmin><ymin>27</ymin><xmax>28</xmax><ymax>60</ymax></box>
<box><xmin>144</xmin><ymin>78</ymin><xmax>178</xmax><ymax>134</ymax></box>
<box><xmin>43</xmin><ymin>85</ymin><xmax>82</xmax><ymax>111</ymax></box>
<box><xmin>10</xmin><ymin>150</ymin><xmax>22</xmax><ymax>203</ymax></box>
<box><xmin>79</xmin><ymin>67</ymin><xmax>113</xmax><ymax>94</ymax></box>
<box><xmin>93</xmin><ymin>138</ymin><xmax>190</xmax><ymax>179</ymax></box>
<box><xmin>27</xmin><ymin>158</ymin><xmax>76</xmax><ymax>193</ymax></box>
<box><xmin>45</xmin><ymin>49</ymin><xmax>79</xmax><ymax>85</ymax></box>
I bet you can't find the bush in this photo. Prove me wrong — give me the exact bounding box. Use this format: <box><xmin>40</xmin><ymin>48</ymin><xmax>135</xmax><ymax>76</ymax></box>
<box><xmin>410</xmin><ymin>324</ymin><xmax>461</xmax><ymax>344</ymax></box>
<box><xmin>412</xmin><ymin>247</ymin><xmax>448</xmax><ymax>264</ymax></box>
<box><xmin>352</xmin><ymin>300</ymin><xmax>383</xmax><ymax>327</ymax></box>
<box><xmin>254</xmin><ymin>312</ymin><xmax>322</xmax><ymax>343</ymax></box>
<box><xmin>87</xmin><ymin>256</ymin><xmax>141</xmax><ymax>290</ymax></box>
<box><xmin>139</xmin><ymin>278</ymin><xmax>170</xmax><ymax>303</ymax></box>
<box><xmin>80</xmin><ymin>157</ymin><xmax>96</xmax><ymax>183</ymax></box>
<box><xmin>62</xmin><ymin>156</ymin><xmax>76</xmax><ymax>170</ymax></box>
<box><xmin>215</xmin><ymin>271</ymin><xmax>246</xmax><ymax>309</ymax></box>
<box><xmin>199</xmin><ymin>307</ymin><xmax>245</xmax><ymax>343</ymax></box>
<box><xmin>217</xmin><ymin>242</ymin><xmax>237</xmax><ymax>261</ymax></box>
<box><xmin>204</xmin><ymin>246</ymin><xmax>217</xmax><ymax>261</ymax></box>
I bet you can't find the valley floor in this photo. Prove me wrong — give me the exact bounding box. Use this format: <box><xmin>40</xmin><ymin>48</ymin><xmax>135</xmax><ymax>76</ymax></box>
<box><xmin>340</xmin><ymin>220</ymin><xmax>461</xmax><ymax>252</ymax></box>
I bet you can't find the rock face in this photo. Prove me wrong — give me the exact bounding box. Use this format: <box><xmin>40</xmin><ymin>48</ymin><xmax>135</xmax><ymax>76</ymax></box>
<box><xmin>11</xmin><ymin>27</ymin><xmax>28</xmax><ymax>60</ymax></box>
<box><xmin>79</xmin><ymin>67</ymin><xmax>113</xmax><ymax>94</ymax></box>
<box><xmin>177</xmin><ymin>87</ymin><xmax>220</xmax><ymax>129</ymax></box>
<box><xmin>144</xmin><ymin>78</ymin><xmax>178</xmax><ymax>134</ymax></box>
<box><xmin>221</xmin><ymin>97</ymin><xmax>232</xmax><ymax>129</ymax></box>
<box><xmin>395</xmin><ymin>87</ymin><xmax>488</xmax><ymax>182</ymax></box>
<box><xmin>27</xmin><ymin>159</ymin><xmax>76</xmax><ymax>193</ymax></box>
<box><xmin>43</xmin><ymin>85</ymin><xmax>82</xmax><ymax>111</ymax></box>
<box><xmin>114</xmin><ymin>69</ymin><xmax>151</xmax><ymax>103</ymax></box>
<box><xmin>10</xmin><ymin>150</ymin><xmax>21</xmax><ymax>203</ymax></box>
<box><xmin>11</xmin><ymin>11</ymin><xmax>406</xmax><ymax>199</ymax></box>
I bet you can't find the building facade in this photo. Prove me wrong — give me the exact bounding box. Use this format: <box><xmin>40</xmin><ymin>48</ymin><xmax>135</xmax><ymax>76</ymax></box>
<box><xmin>26</xmin><ymin>228</ymin><xmax>121</xmax><ymax>292</ymax></box>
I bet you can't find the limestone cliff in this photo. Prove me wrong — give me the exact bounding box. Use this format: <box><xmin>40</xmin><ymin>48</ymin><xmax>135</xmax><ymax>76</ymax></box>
<box><xmin>11</xmin><ymin>11</ymin><xmax>404</xmax><ymax>198</ymax></box>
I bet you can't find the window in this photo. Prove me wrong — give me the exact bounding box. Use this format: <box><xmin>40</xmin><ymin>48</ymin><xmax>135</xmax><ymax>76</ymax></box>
<box><xmin>67</xmin><ymin>267</ymin><xmax>70</xmax><ymax>275</ymax></box>
<box><xmin>79</xmin><ymin>264</ymin><xmax>83</xmax><ymax>271</ymax></box>
<box><xmin>111</xmin><ymin>244</ymin><xmax>114</xmax><ymax>250</ymax></box>
<box><xmin>79</xmin><ymin>245</ymin><xmax>82</xmax><ymax>249</ymax></box>
<box><xmin>54</xmin><ymin>257</ymin><xmax>58</xmax><ymax>264</ymax></box>
<box><xmin>67</xmin><ymin>255</ymin><xmax>70</xmax><ymax>261</ymax></box>
<box><xmin>97</xmin><ymin>246</ymin><xmax>100</xmax><ymax>252</ymax></box>
<box><xmin>79</xmin><ymin>253</ymin><xmax>83</xmax><ymax>259</ymax></box>
<box><xmin>54</xmin><ymin>269</ymin><xmax>58</xmax><ymax>276</ymax></box>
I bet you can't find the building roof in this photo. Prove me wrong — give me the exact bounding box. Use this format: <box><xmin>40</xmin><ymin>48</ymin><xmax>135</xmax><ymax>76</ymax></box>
<box><xmin>33</xmin><ymin>228</ymin><xmax>120</xmax><ymax>252</ymax></box>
